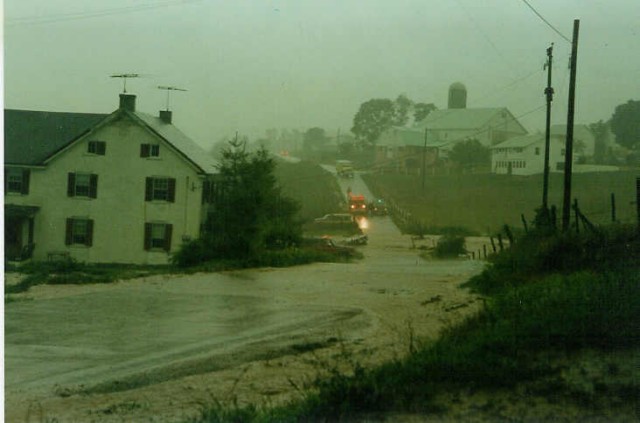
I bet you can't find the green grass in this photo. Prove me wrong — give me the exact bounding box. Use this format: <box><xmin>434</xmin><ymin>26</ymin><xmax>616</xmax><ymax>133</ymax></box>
<box><xmin>363</xmin><ymin>171</ymin><xmax>638</xmax><ymax>234</ymax></box>
<box><xmin>274</xmin><ymin>159</ymin><xmax>344</xmax><ymax>222</ymax></box>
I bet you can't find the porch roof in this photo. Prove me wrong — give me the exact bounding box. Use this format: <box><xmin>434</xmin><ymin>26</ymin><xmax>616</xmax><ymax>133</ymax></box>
<box><xmin>5</xmin><ymin>204</ymin><xmax>40</xmax><ymax>218</ymax></box>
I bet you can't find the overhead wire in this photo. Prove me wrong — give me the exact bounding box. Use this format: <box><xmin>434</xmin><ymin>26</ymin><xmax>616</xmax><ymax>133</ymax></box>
<box><xmin>521</xmin><ymin>0</ymin><xmax>572</xmax><ymax>44</ymax></box>
<box><xmin>6</xmin><ymin>0</ymin><xmax>202</xmax><ymax>27</ymax></box>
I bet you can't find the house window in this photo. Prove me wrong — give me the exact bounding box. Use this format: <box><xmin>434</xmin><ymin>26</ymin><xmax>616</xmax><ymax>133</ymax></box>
<box><xmin>535</xmin><ymin>147</ymin><xmax>540</xmax><ymax>155</ymax></box>
<box><xmin>5</xmin><ymin>168</ymin><xmax>30</xmax><ymax>194</ymax></box>
<box><xmin>88</xmin><ymin>141</ymin><xmax>106</xmax><ymax>155</ymax></box>
<box><xmin>65</xmin><ymin>218</ymin><xmax>94</xmax><ymax>246</ymax></box>
<box><xmin>144</xmin><ymin>222</ymin><xmax>173</xmax><ymax>252</ymax></box>
<box><xmin>67</xmin><ymin>173</ymin><xmax>98</xmax><ymax>198</ymax></box>
<box><xmin>561</xmin><ymin>149</ymin><xmax>566</xmax><ymax>156</ymax></box>
<box><xmin>145</xmin><ymin>177</ymin><xmax>176</xmax><ymax>202</ymax></box>
<box><xmin>140</xmin><ymin>144</ymin><xmax>160</xmax><ymax>158</ymax></box>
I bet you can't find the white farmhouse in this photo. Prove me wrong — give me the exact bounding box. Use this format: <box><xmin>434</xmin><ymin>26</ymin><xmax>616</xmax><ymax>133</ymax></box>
<box><xmin>491</xmin><ymin>133</ymin><xmax>569</xmax><ymax>175</ymax></box>
<box><xmin>4</xmin><ymin>94</ymin><xmax>218</xmax><ymax>264</ymax></box>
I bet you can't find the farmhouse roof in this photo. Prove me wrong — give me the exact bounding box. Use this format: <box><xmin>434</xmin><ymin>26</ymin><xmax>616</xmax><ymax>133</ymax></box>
<box><xmin>132</xmin><ymin>111</ymin><xmax>218</xmax><ymax>174</ymax></box>
<box><xmin>5</xmin><ymin>102</ymin><xmax>217</xmax><ymax>174</ymax></box>
<box><xmin>413</xmin><ymin>107</ymin><xmax>523</xmax><ymax>131</ymax></box>
<box><xmin>4</xmin><ymin>109</ymin><xmax>107</xmax><ymax>165</ymax></box>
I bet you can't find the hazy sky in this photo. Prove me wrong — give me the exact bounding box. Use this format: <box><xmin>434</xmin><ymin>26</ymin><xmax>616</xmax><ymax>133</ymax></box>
<box><xmin>4</xmin><ymin>0</ymin><xmax>639</xmax><ymax>148</ymax></box>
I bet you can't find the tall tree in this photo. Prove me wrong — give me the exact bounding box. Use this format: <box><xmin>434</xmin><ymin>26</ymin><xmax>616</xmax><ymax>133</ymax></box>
<box><xmin>392</xmin><ymin>94</ymin><xmax>413</xmax><ymax>126</ymax></box>
<box><xmin>176</xmin><ymin>138</ymin><xmax>301</xmax><ymax>266</ymax></box>
<box><xmin>589</xmin><ymin>120</ymin><xmax>610</xmax><ymax>164</ymax></box>
<box><xmin>351</xmin><ymin>98</ymin><xmax>395</xmax><ymax>145</ymax></box>
<box><xmin>303</xmin><ymin>127</ymin><xmax>328</xmax><ymax>152</ymax></box>
<box><xmin>413</xmin><ymin>102</ymin><xmax>437</xmax><ymax>122</ymax></box>
<box><xmin>610</xmin><ymin>100</ymin><xmax>640</xmax><ymax>149</ymax></box>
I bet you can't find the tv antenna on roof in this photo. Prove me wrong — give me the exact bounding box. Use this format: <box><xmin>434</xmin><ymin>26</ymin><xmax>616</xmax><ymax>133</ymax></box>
<box><xmin>158</xmin><ymin>86</ymin><xmax>187</xmax><ymax>110</ymax></box>
<box><xmin>110</xmin><ymin>73</ymin><xmax>140</xmax><ymax>93</ymax></box>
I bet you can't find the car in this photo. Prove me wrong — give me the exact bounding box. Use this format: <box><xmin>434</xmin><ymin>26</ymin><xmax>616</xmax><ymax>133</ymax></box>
<box><xmin>314</xmin><ymin>213</ymin><xmax>355</xmax><ymax>224</ymax></box>
<box><xmin>302</xmin><ymin>236</ymin><xmax>356</xmax><ymax>257</ymax></box>
<box><xmin>369</xmin><ymin>198</ymin><xmax>388</xmax><ymax>216</ymax></box>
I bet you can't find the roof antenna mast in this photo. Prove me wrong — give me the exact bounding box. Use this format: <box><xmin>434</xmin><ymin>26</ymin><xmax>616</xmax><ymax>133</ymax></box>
<box><xmin>158</xmin><ymin>86</ymin><xmax>187</xmax><ymax>110</ymax></box>
<box><xmin>110</xmin><ymin>73</ymin><xmax>140</xmax><ymax>93</ymax></box>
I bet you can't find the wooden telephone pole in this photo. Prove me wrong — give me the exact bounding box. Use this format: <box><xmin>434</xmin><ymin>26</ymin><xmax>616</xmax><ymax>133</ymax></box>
<box><xmin>542</xmin><ymin>44</ymin><xmax>554</xmax><ymax>210</ymax></box>
<box><xmin>562</xmin><ymin>20</ymin><xmax>580</xmax><ymax>232</ymax></box>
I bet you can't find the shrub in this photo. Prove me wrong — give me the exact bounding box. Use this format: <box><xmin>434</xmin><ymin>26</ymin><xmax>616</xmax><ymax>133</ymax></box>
<box><xmin>433</xmin><ymin>235</ymin><xmax>466</xmax><ymax>258</ymax></box>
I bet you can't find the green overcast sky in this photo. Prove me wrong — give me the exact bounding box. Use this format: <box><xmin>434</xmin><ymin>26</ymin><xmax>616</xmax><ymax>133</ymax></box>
<box><xmin>4</xmin><ymin>0</ymin><xmax>639</xmax><ymax>147</ymax></box>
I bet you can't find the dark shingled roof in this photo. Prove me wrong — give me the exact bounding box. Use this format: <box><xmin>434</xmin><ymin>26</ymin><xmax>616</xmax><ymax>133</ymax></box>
<box><xmin>4</xmin><ymin>109</ymin><xmax>108</xmax><ymax>165</ymax></box>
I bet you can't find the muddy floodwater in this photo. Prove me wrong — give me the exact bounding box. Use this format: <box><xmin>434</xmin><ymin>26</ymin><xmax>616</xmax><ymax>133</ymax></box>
<box><xmin>5</xmin><ymin>174</ymin><xmax>488</xmax><ymax>422</ymax></box>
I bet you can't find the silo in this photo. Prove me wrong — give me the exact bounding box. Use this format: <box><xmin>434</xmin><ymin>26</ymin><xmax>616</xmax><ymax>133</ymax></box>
<box><xmin>448</xmin><ymin>82</ymin><xmax>467</xmax><ymax>109</ymax></box>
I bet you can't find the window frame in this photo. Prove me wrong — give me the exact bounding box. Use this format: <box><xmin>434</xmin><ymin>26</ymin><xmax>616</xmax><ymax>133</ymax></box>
<box><xmin>67</xmin><ymin>172</ymin><xmax>98</xmax><ymax>199</ymax></box>
<box><xmin>5</xmin><ymin>168</ymin><xmax>30</xmax><ymax>195</ymax></box>
<box><xmin>145</xmin><ymin>177</ymin><xmax>176</xmax><ymax>202</ymax></box>
<box><xmin>65</xmin><ymin>217</ymin><xmax>94</xmax><ymax>247</ymax></box>
<box><xmin>140</xmin><ymin>143</ymin><xmax>161</xmax><ymax>158</ymax></box>
<box><xmin>144</xmin><ymin>222</ymin><xmax>173</xmax><ymax>252</ymax></box>
<box><xmin>87</xmin><ymin>141</ymin><xmax>106</xmax><ymax>155</ymax></box>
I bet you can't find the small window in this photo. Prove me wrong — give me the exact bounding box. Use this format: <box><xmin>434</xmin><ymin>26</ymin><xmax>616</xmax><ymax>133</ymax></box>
<box><xmin>561</xmin><ymin>149</ymin><xmax>566</xmax><ymax>156</ymax></box>
<box><xmin>5</xmin><ymin>168</ymin><xmax>30</xmax><ymax>194</ymax></box>
<box><xmin>141</xmin><ymin>143</ymin><xmax>160</xmax><ymax>158</ymax></box>
<box><xmin>145</xmin><ymin>177</ymin><xmax>176</xmax><ymax>202</ymax></box>
<box><xmin>535</xmin><ymin>147</ymin><xmax>540</xmax><ymax>155</ymax></box>
<box><xmin>88</xmin><ymin>141</ymin><xmax>106</xmax><ymax>155</ymax></box>
<box><xmin>67</xmin><ymin>173</ymin><xmax>98</xmax><ymax>198</ymax></box>
<box><xmin>144</xmin><ymin>222</ymin><xmax>173</xmax><ymax>252</ymax></box>
<box><xmin>65</xmin><ymin>218</ymin><xmax>94</xmax><ymax>246</ymax></box>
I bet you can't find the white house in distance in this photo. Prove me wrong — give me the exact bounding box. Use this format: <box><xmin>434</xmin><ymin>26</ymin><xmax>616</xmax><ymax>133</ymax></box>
<box><xmin>491</xmin><ymin>133</ymin><xmax>567</xmax><ymax>175</ymax></box>
<box><xmin>4</xmin><ymin>93</ymin><xmax>218</xmax><ymax>264</ymax></box>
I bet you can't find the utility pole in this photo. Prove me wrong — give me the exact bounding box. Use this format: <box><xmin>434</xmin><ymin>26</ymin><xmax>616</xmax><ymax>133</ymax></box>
<box><xmin>421</xmin><ymin>127</ymin><xmax>428</xmax><ymax>190</ymax></box>
<box><xmin>542</xmin><ymin>43</ymin><xmax>554</xmax><ymax>210</ymax></box>
<box><xmin>562</xmin><ymin>20</ymin><xmax>580</xmax><ymax>232</ymax></box>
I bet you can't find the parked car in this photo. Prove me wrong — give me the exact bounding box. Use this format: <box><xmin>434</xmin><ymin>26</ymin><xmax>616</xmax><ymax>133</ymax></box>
<box><xmin>302</xmin><ymin>236</ymin><xmax>356</xmax><ymax>257</ymax></box>
<box><xmin>314</xmin><ymin>213</ymin><xmax>355</xmax><ymax>224</ymax></box>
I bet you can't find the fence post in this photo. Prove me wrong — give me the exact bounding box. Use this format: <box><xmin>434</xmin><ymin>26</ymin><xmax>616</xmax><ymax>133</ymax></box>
<box><xmin>573</xmin><ymin>198</ymin><xmax>580</xmax><ymax>234</ymax></box>
<box><xmin>611</xmin><ymin>192</ymin><xmax>616</xmax><ymax>223</ymax></box>
<box><xmin>490</xmin><ymin>237</ymin><xmax>497</xmax><ymax>253</ymax></box>
<box><xmin>521</xmin><ymin>214</ymin><xmax>529</xmax><ymax>233</ymax></box>
<box><xmin>483</xmin><ymin>244</ymin><xmax>487</xmax><ymax>259</ymax></box>
<box><xmin>504</xmin><ymin>225</ymin><xmax>514</xmax><ymax>246</ymax></box>
<box><xmin>497</xmin><ymin>234</ymin><xmax>504</xmax><ymax>251</ymax></box>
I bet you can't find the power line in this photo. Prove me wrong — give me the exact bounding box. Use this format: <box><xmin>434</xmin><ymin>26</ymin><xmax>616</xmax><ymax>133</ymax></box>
<box><xmin>521</xmin><ymin>0</ymin><xmax>572</xmax><ymax>44</ymax></box>
<box><xmin>6</xmin><ymin>0</ymin><xmax>202</xmax><ymax>27</ymax></box>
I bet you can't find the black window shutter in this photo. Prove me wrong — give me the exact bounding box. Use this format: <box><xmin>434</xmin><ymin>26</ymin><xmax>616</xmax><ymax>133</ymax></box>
<box><xmin>89</xmin><ymin>174</ymin><xmax>98</xmax><ymax>199</ymax></box>
<box><xmin>65</xmin><ymin>219</ymin><xmax>73</xmax><ymax>245</ymax></box>
<box><xmin>98</xmin><ymin>142</ymin><xmax>106</xmax><ymax>155</ymax></box>
<box><xmin>86</xmin><ymin>219</ymin><xmax>94</xmax><ymax>247</ymax></box>
<box><xmin>21</xmin><ymin>170</ymin><xmax>30</xmax><ymax>195</ymax></box>
<box><xmin>145</xmin><ymin>177</ymin><xmax>153</xmax><ymax>201</ymax></box>
<box><xmin>168</xmin><ymin>178</ymin><xmax>176</xmax><ymax>203</ymax></box>
<box><xmin>140</xmin><ymin>144</ymin><xmax>150</xmax><ymax>158</ymax></box>
<box><xmin>67</xmin><ymin>173</ymin><xmax>76</xmax><ymax>197</ymax></box>
<box><xmin>164</xmin><ymin>224</ymin><xmax>173</xmax><ymax>252</ymax></box>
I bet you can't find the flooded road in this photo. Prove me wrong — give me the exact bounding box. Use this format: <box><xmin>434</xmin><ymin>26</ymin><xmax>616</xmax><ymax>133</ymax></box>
<box><xmin>5</xmin><ymin>171</ymin><xmax>486</xmax><ymax>422</ymax></box>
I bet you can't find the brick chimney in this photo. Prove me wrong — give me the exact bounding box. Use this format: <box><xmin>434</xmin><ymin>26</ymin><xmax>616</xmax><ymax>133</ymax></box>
<box><xmin>159</xmin><ymin>110</ymin><xmax>172</xmax><ymax>124</ymax></box>
<box><xmin>119</xmin><ymin>94</ymin><xmax>136</xmax><ymax>112</ymax></box>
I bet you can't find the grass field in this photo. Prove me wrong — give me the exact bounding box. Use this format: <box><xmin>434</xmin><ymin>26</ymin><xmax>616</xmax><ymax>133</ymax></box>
<box><xmin>274</xmin><ymin>159</ymin><xmax>344</xmax><ymax>222</ymax></box>
<box><xmin>363</xmin><ymin>171</ymin><xmax>639</xmax><ymax>234</ymax></box>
